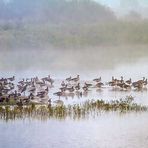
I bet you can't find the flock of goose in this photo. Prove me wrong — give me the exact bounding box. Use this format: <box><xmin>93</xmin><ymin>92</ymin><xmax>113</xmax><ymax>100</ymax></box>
<box><xmin>0</xmin><ymin>75</ymin><xmax>147</xmax><ymax>105</ymax></box>
<box><xmin>54</xmin><ymin>75</ymin><xmax>147</xmax><ymax>98</ymax></box>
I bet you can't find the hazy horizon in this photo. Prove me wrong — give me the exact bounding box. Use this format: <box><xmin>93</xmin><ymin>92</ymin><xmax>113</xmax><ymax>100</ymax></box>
<box><xmin>2</xmin><ymin>0</ymin><xmax>148</xmax><ymax>18</ymax></box>
<box><xmin>0</xmin><ymin>0</ymin><xmax>148</xmax><ymax>72</ymax></box>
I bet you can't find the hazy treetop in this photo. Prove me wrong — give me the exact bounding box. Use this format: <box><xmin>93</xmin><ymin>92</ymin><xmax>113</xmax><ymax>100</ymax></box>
<box><xmin>0</xmin><ymin>0</ymin><xmax>116</xmax><ymax>24</ymax></box>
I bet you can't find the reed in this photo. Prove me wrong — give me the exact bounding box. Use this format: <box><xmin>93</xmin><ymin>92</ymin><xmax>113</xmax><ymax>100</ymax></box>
<box><xmin>0</xmin><ymin>96</ymin><xmax>147</xmax><ymax>121</ymax></box>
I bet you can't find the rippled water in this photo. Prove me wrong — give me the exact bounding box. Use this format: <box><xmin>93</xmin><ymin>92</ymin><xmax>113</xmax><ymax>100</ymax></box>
<box><xmin>1</xmin><ymin>45</ymin><xmax>148</xmax><ymax>148</ymax></box>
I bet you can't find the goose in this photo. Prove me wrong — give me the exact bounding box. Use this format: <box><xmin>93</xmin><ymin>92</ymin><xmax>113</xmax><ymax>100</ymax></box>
<box><xmin>7</xmin><ymin>76</ymin><xmax>15</xmax><ymax>81</ymax></box>
<box><xmin>48</xmin><ymin>75</ymin><xmax>51</xmax><ymax>79</ymax></box>
<box><xmin>123</xmin><ymin>83</ymin><xmax>131</xmax><ymax>90</ymax></box>
<box><xmin>108</xmin><ymin>76</ymin><xmax>116</xmax><ymax>86</ymax></box>
<box><xmin>28</xmin><ymin>93</ymin><xmax>34</xmax><ymax>100</ymax></box>
<box><xmin>17</xmin><ymin>85</ymin><xmax>24</xmax><ymax>91</ymax></box>
<box><xmin>66</xmin><ymin>76</ymin><xmax>72</xmax><ymax>82</ymax></box>
<box><xmin>67</xmin><ymin>86</ymin><xmax>75</xmax><ymax>93</ymax></box>
<box><xmin>36</xmin><ymin>80</ymin><xmax>45</xmax><ymax>86</ymax></box>
<box><xmin>117</xmin><ymin>83</ymin><xmax>124</xmax><ymax>89</ymax></box>
<box><xmin>95</xmin><ymin>82</ymin><xmax>104</xmax><ymax>88</ymax></box>
<box><xmin>136</xmin><ymin>77</ymin><xmax>145</xmax><ymax>84</ymax></box>
<box><xmin>115</xmin><ymin>76</ymin><xmax>124</xmax><ymax>84</ymax></box>
<box><xmin>82</xmin><ymin>85</ymin><xmax>88</xmax><ymax>91</ymax></box>
<box><xmin>117</xmin><ymin>82</ymin><xmax>131</xmax><ymax>90</ymax></box>
<box><xmin>21</xmin><ymin>85</ymin><xmax>28</xmax><ymax>95</ymax></box>
<box><xmin>143</xmin><ymin>79</ymin><xmax>147</xmax><ymax>86</ymax></box>
<box><xmin>71</xmin><ymin>75</ymin><xmax>80</xmax><ymax>82</ymax></box>
<box><xmin>13</xmin><ymin>90</ymin><xmax>21</xmax><ymax>98</ymax></box>
<box><xmin>75</xmin><ymin>83</ymin><xmax>80</xmax><ymax>90</ymax></box>
<box><xmin>44</xmin><ymin>77</ymin><xmax>54</xmax><ymax>85</ymax></box>
<box><xmin>53</xmin><ymin>91</ymin><xmax>63</xmax><ymax>98</ymax></box>
<box><xmin>18</xmin><ymin>79</ymin><xmax>25</xmax><ymax>85</ymax></box>
<box><xmin>125</xmin><ymin>78</ymin><xmax>132</xmax><ymax>85</ymax></box>
<box><xmin>132</xmin><ymin>82</ymin><xmax>143</xmax><ymax>90</ymax></box>
<box><xmin>120</xmin><ymin>76</ymin><xmax>124</xmax><ymax>84</ymax></box>
<box><xmin>8</xmin><ymin>82</ymin><xmax>15</xmax><ymax>90</ymax></box>
<box><xmin>28</xmin><ymin>86</ymin><xmax>36</xmax><ymax>93</ymax></box>
<box><xmin>84</xmin><ymin>82</ymin><xmax>92</xmax><ymax>87</ymax></box>
<box><xmin>132</xmin><ymin>77</ymin><xmax>145</xmax><ymax>89</ymax></box>
<box><xmin>37</xmin><ymin>91</ymin><xmax>47</xmax><ymax>98</ymax></box>
<box><xmin>0</xmin><ymin>78</ymin><xmax>7</xmax><ymax>83</ymax></box>
<box><xmin>48</xmin><ymin>99</ymin><xmax>51</xmax><ymax>103</ymax></box>
<box><xmin>93</xmin><ymin>77</ymin><xmax>101</xmax><ymax>83</ymax></box>
<box><xmin>45</xmin><ymin>87</ymin><xmax>49</xmax><ymax>93</ymax></box>
<box><xmin>2</xmin><ymin>88</ymin><xmax>11</xmax><ymax>94</ymax></box>
<box><xmin>61</xmin><ymin>81</ymin><xmax>66</xmax><ymax>87</ymax></box>
<box><xmin>59</xmin><ymin>85</ymin><xmax>67</xmax><ymax>92</ymax></box>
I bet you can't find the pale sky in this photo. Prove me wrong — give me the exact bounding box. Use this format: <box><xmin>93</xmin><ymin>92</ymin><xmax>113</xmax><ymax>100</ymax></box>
<box><xmin>3</xmin><ymin>0</ymin><xmax>148</xmax><ymax>10</ymax></box>
<box><xmin>94</xmin><ymin>0</ymin><xmax>119</xmax><ymax>8</ymax></box>
<box><xmin>94</xmin><ymin>0</ymin><xmax>148</xmax><ymax>8</ymax></box>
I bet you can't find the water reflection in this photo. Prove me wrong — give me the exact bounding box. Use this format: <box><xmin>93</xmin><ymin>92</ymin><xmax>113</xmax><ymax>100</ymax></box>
<box><xmin>0</xmin><ymin>112</ymin><xmax>148</xmax><ymax>148</ymax></box>
<box><xmin>0</xmin><ymin>96</ymin><xmax>147</xmax><ymax>122</ymax></box>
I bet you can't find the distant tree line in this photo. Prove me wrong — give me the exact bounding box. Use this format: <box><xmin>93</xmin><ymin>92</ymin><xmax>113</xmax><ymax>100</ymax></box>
<box><xmin>0</xmin><ymin>0</ymin><xmax>148</xmax><ymax>48</ymax></box>
<box><xmin>0</xmin><ymin>0</ymin><xmax>116</xmax><ymax>23</ymax></box>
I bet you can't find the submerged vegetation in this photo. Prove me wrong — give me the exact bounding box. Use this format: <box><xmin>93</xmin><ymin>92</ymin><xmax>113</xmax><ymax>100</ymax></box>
<box><xmin>0</xmin><ymin>96</ymin><xmax>147</xmax><ymax>121</ymax></box>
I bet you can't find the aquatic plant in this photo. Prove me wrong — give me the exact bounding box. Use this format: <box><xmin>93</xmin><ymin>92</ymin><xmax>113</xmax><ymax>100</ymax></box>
<box><xmin>0</xmin><ymin>96</ymin><xmax>147</xmax><ymax>121</ymax></box>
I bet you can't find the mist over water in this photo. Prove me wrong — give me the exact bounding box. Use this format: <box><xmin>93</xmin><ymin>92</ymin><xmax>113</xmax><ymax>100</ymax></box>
<box><xmin>1</xmin><ymin>45</ymin><xmax>148</xmax><ymax>80</ymax></box>
<box><xmin>0</xmin><ymin>1</ymin><xmax>148</xmax><ymax>148</ymax></box>
<box><xmin>0</xmin><ymin>0</ymin><xmax>148</xmax><ymax>78</ymax></box>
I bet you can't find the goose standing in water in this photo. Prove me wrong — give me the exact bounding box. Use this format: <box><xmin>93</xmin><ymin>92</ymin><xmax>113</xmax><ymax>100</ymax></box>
<box><xmin>132</xmin><ymin>77</ymin><xmax>145</xmax><ymax>90</ymax></box>
<box><xmin>84</xmin><ymin>82</ymin><xmax>92</xmax><ymax>88</ymax></box>
<box><xmin>42</xmin><ymin>76</ymin><xmax>54</xmax><ymax>86</ymax></box>
<box><xmin>95</xmin><ymin>82</ymin><xmax>104</xmax><ymax>88</ymax></box>
<box><xmin>67</xmin><ymin>86</ymin><xmax>75</xmax><ymax>93</ymax></box>
<box><xmin>18</xmin><ymin>79</ymin><xmax>25</xmax><ymax>85</ymax></box>
<box><xmin>75</xmin><ymin>83</ymin><xmax>80</xmax><ymax>91</ymax></box>
<box><xmin>136</xmin><ymin>77</ymin><xmax>145</xmax><ymax>84</ymax></box>
<box><xmin>123</xmin><ymin>83</ymin><xmax>131</xmax><ymax>90</ymax></box>
<box><xmin>7</xmin><ymin>76</ymin><xmax>15</xmax><ymax>82</ymax></box>
<box><xmin>82</xmin><ymin>85</ymin><xmax>88</xmax><ymax>92</ymax></box>
<box><xmin>59</xmin><ymin>85</ymin><xmax>67</xmax><ymax>92</ymax></box>
<box><xmin>28</xmin><ymin>93</ymin><xmax>34</xmax><ymax>100</ymax></box>
<box><xmin>21</xmin><ymin>85</ymin><xmax>28</xmax><ymax>96</ymax></box>
<box><xmin>93</xmin><ymin>77</ymin><xmax>101</xmax><ymax>83</ymax></box>
<box><xmin>108</xmin><ymin>76</ymin><xmax>116</xmax><ymax>86</ymax></box>
<box><xmin>125</xmin><ymin>78</ymin><xmax>132</xmax><ymax>85</ymax></box>
<box><xmin>115</xmin><ymin>76</ymin><xmax>124</xmax><ymax>84</ymax></box>
<box><xmin>61</xmin><ymin>81</ymin><xmax>66</xmax><ymax>87</ymax></box>
<box><xmin>144</xmin><ymin>79</ymin><xmax>148</xmax><ymax>87</ymax></box>
<box><xmin>71</xmin><ymin>75</ymin><xmax>80</xmax><ymax>82</ymax></box>
<box><xmin>53</xmin><ymin>91</ymin><xmax>63</xmax><ymax>99</ymax></box>
<box><xmin>66</xmin><ymin>76</ymin><xmax>72</xmax><ymax>82</ymax></box>
<box><xmin>132</xmin><ymin>82</ymin><xmax>143</xmax><ymax>90</ymax></box>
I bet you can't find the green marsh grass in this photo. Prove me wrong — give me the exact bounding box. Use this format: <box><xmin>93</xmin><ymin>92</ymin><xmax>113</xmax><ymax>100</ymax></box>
<box><xmin>0</xmin><ymin>96</ymin><xmax>147</xmax><ymax>121</ymax></box>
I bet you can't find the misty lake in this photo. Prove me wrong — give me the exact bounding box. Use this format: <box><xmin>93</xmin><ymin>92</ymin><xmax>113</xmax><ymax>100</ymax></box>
<box><xmin>1</xmin><ymin>0</ymin><xmax>148</xmax><ymax>147</ymax></box>
<box><xmin>0</xmin><ymin>45</ymin><xmax>148</xmax><ymax>148</ymax></box>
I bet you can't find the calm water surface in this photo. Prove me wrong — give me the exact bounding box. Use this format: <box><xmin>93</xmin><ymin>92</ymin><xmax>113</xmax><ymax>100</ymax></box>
<box><xmin>0</xmin><ymin>112</ymin><xmax>148</xmax><ymax>148</ymax></box>
<box><xmin>1</xmin><ymin>46</ymin><xmax>148</xmax><ymax>148</ymax></box>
